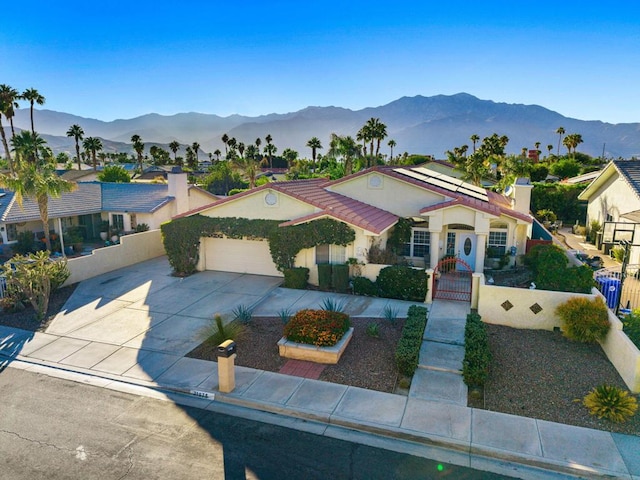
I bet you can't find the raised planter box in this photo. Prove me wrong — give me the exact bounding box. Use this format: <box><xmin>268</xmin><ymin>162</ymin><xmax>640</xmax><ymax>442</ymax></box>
<box><xmin>277</xmin><ymin>327</ymin><xmax>354</xmax><ymax>364</ymax></box>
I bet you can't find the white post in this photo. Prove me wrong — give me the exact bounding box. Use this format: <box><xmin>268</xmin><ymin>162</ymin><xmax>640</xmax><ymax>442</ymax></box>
<box><xmin>425</xmin><ymin>268</ymin><xmax>434</xmax><ymax>304</ymax></box>
<box><xmin>58</xmin><ymin>218</ymin><xmax>66</xmax><ymax>257</ymax></box>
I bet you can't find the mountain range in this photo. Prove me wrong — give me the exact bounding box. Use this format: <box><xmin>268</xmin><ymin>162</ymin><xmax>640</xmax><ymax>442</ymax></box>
<box><xmin>3</xmin><ymin>93</ymin><xmax>640</xmax><ymax>159</ymax></box>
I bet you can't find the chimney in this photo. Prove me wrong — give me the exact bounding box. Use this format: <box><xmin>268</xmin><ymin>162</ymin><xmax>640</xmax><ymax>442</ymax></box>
<box><xmin>168</xmin><ymin>167</ymin><xmax>189</xmax><ymax>215</ymax></box>
<box><xmin>510</xmin><ymin>177</ymin><xmax>533</xmax><ymax>215</ymax></box>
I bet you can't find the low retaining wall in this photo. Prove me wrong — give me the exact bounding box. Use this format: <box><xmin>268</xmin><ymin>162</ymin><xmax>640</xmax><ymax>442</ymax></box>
<box><xmin>477</xmin><ymin>275</ymin><xmax>640</xmax><ymax>393</ymax></box>
<box><xmin>63</xmin><ymin>229</ymin><xmax>165</xmax><ymax>286</ymax></box>
<box><xmin>278</xmin><ymin>328</ymin><xmax>354</xmax><ymax>364</ymax></box>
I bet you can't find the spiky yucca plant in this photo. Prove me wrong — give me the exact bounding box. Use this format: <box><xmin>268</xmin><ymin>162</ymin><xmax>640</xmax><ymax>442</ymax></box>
<box><xmin>582</xmin><ymin>385</ymin><xmax>638</xmax><ymax>423</ymax></box>
<box><xmin>200</xmin><ymin>313</ymin><xmax>245</xmax><ymax>346</ymax></box>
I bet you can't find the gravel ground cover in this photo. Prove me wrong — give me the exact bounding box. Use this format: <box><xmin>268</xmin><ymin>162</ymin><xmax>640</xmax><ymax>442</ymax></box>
<box><xmin>187</xmin><ymin>317</ymin><xmax>405</xmax><ymax>393</ymax></box>
<box><xmin>483</xmin><ymin>324</ymin><xmax>640</xmax><ymax>436</ymax></box>
<box><xmin>0</xmin><ymin>284</ymin><xmax>77</xmax><ymax>332</ymax></box>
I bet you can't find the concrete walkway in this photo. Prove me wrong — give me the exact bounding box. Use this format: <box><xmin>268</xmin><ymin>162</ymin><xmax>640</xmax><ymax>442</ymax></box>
<box><xmin>1</xmin><ymin>257</ymin><xmax>639</xmax><ymax>479</ymax></box>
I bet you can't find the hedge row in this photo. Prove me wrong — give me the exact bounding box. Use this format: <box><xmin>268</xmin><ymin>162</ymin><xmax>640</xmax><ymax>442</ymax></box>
<box><xmin>353</xmin><ymin>266</ymin><xmax>427</xmax><ymax>302</ymax></box>
<box><xmin>395</xmin><ymin>305</ymin><xmax>428</xmax><ymax>376</ymax></box>
<box><xmin>462</xmin><ymin>312</ymin><xmax>492</xmax><ymax>387</ymax></box>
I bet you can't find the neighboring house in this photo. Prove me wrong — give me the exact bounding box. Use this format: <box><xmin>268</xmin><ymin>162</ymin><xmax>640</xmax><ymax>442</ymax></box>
<box><xmin>59</xmin><ymin>169</ymin><xmax>101</xmax><ymax>182</ymax></box>
<box><xmin>578</xmin><ymin>160</ymin><xmax>640</xmax><ymax>264</ymax></box>
<box><xmin>177</xmin><ymin>165</ymin><xmax>533</xmax><ymax>282</ymax></box>
<box><xmin>0</xmin><ymin>170</ymin><xmax>217</xmax><ymax>249</ymax></box>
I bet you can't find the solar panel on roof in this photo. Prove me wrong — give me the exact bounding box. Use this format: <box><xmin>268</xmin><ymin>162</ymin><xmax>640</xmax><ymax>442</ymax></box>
<box><xmin>414</xmin><ymin>167</ymin><xmax>440</xmax><ymax>178</ymax></box>
<box><xmin>458</xmin><ymin>187</ymin><xmax>489</xmax><ymax>201</ymax></box>
<box><xmin>394</xmin><ymin>167</ymin><xmax>489</xmax><ymax>202</ymax></box>
<box><xmin>425</xmin><ymin>177</ymin><xmax>459</xmax><ymax>191</ymax></box>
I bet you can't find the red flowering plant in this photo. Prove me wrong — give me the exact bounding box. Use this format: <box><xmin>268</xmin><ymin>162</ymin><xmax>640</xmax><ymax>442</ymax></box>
<box><xmin>283</xmin><ymin>309</ymin><xmax>350</xmax><ymax>347</ymax></box>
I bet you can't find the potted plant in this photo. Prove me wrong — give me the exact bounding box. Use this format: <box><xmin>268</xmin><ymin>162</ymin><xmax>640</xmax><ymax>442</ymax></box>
<box><xmin>110</xmin><ymin>227</ymin><xmax>120</xmax><ymax>243</ymax></box>
<box><xmin>99</xmin><ymin>220</ymin><xmax>110</xmax><ymax>241</ymax></box>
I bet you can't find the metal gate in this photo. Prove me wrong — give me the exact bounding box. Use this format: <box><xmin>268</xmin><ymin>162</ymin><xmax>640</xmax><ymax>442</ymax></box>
<box><xmin>433</xmin><ymin>257</ymin><xmax>473</xmax><ymax>302</ymax></box>
<box><xmin>595</xmin><ymin>264</ymin><xmax>640</xmax><ymax>315</ymax></box>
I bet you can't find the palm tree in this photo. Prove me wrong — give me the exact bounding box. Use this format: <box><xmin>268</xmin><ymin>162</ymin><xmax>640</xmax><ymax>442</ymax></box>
<box><xmin>232</xmin><ymin>155</ymin><xmax>259</xmax><ymax>188</ymax></box>
<box><xmin>0</xmin><ymin>84</ymin><xmax>20</xmax><ymax>171</ymax></box>
<box><xmin>265</xmin><ymin>134</ymin><xmax>273</xmax><ymax>168</ymax></box>
<box><xmin>356</xmin><ymin>127</ymin><xmax>369</xmax><ymax>161</ymax></box>
<box><xmin>11</xmin><ymin>130</ymin><xmax>48</xmax><ymax>165</ymax></box>
<box><xmin>83</xmin><ymin>137</ymin><xmax>103</xmax><ymax>171</ymax></box>
<box><xmin>362</xmin><ymin>119</ymin><xmax>377</xmax><ymax>167</ymax></box>
<box><xmin>255</xmin><ymin>137</ymin><xmax>262</xmax><ymax>153</ymax></box>
<box><xmin>387</xmin><ymin>139</ymin><xmax>397</xmax><ymax>163</ymax></box>
<box><xmin>221</xmin><ymin>133</ymin><xmax>229</xmax><ymax>156</ymax></box>
<box><xmin>306</xmin><ymin>137</ymin><xmax>323</xmax><ymax>172</ymax></box>
<box><xmin>373</xmin><ymin>120</ymin><xmax>388</xmax><ymax>159</ymax></box>
<box><xmin>555</xmin><ymin>127</ymin><xmax>565</xmax><ymax>156</ymax></box>
<box><xmin>0</xmin><ymin>159</ymin><xmax>77</xmax><ymax>251</ymax></box>
<box><xmin>470</xmin><ymin>134</ymin><xmax>480</xmax><ymax>153</ymax></box>
<box><xmin>245</xmin><ymin>144</ymin><xmax>258</xmax><ymax>160</ymax></box>
<box><xmin>328</xmin><ymin>133</ymin><xmax>361</xmax><ymax>176</ymax></box>
<box><xmin>66</xmin><ymin>124</ymin><xmax>85</xmax><ymax>170</ymax></box>
<box><xmin>130</xmin><ymin>134</ymin><xmax>144</xmax><ymax>173</ymax></box>
<box><xmin>169</xmin><ymin>141</ymin><xmax>180</xmax><ymax>162</ymax></box>
<box><xmin>237</xmin><ymin>142</ymin><xmax>245</xmax><ymax>158</ymax></box>
<box><xmin>547</xmin><ymin>144</ymin><xmax>553</xmax><ymax>157</ymax></box>
<box><xmin>213</xmin><ymin>149</ymin><xmax>221</xmax><ymax>162</ymax></box>
<box><xmin>21</xmin><ymin>88</ymin><xmax>45</xmax><ymax>135</ymax></box>
<box><xmin>192</xmin><ymin>142</ymin><xmax>200</xmax><ymax>164</ymax></box>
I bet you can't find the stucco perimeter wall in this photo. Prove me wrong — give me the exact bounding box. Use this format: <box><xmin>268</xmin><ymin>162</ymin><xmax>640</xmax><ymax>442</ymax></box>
<box><xmin>63</xmin><ymin>229</ymin><xmax>165</xmax><ymax>286</ymax></box>
<box><xmin>478</xmin><ymin>278</ymin><xmax>640</xmax><ymax>393</ymax></box>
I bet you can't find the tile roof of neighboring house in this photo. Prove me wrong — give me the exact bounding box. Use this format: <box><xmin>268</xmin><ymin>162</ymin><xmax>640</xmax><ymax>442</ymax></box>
<box><xmin>1</xmin><ymin>183</ymin><xmax>103</xmax><ymax>223</ymax></box>
<box><xmin>60</xmin><ymin>170</ymin><xmax>99</xmax><ymax>181</ymax></box>
<box><xmin>100</xmin><ymin>182</ymin><xmax>174</xmax><ymax>213</ymax></box>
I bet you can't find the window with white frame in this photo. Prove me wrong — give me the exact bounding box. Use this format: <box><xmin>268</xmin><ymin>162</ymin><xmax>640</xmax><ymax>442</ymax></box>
<box><xmin>488</xmin><ymin>231</ymin><xmax>508</xmax><ymax>256</ymax></box>
<box><xmin>401</xmin><ymin>228</ymin><xmax>430</xmax><ymax>258</ymax></box>
<box><xmin>446</xmin><ymin>232</ymin><xmax>456</xmax><ymax>256</ymax></box>
<box><xmin>316</xmin><ymin>244</ymin><xmax>347</xmax><ymax>264</ymax></box>
<box><xmin>6</xmin><ymin>224</ymin><xmax>17</xmax><ymax>242</ymax></box>
<box><xmin>112</xmin><ymin>214</ymin><xmax>125</xmax><ymax>232</ymax></box>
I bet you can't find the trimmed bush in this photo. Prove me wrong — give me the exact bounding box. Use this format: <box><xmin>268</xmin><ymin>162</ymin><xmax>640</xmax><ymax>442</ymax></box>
<box><xmin>283</xmin><ymin>267</ymin><xmax>309</xmax><ymax>289</ymax></box>
<box><xmin>582</xmin><ymin>385</ymin><xmax>638</xmax><ymax>423</ymax></box>
<box><xmin>332</xmin><ymin>264</ymin><xmax>349</xmax><ymax>293</ymax></box>
<box><xmin>283</xmin><ymin>309</ymin><xmax>350</xmax><ymax>347</ymax></box>
<box><xmin>318</xmin><ymin>264</ymin><xmax>332</xmax><ymax>290</ymax></box>
<box><xmin>395</xmin><ymin>305</ymin><xmax>428</xmax><ymax>376</ymax></box>
<box><xmin>556</xmin><ymin>296</ymin><xmax>610</xmax><ymax>343</ymax></box>
<box><xmin>353</xmin><ymin>276</ymin><xmax>378</xmax><ymax>296</ymax></box>
<box><xmin>623</xmin><ymin>309</ymin><xmax>640</xmax><ymax>349</ymax></box>
<box><xmin>462</xmin><ymin>312</ymin><xmax>492</xmax><ymax>387</ymax></box>
<box><xmin>525</xmin><ymin>244</ymin><xmax>594</xmax><ymax>293</ymax></box>
<box><xmin>377</xmin><ymin>266</ymin><xmax>427</xmax><ymax>301</ymax></box>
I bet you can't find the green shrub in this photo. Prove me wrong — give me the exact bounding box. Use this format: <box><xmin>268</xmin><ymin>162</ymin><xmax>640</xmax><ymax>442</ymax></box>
<box><xmin>283</xmin><ymin>309</ymin><xmax>350</xmax><ymax>347</ymax></box>
<box><xmin>383</xmin><ymin>305</ymin><xmax>399</xmax><ymax>325</ymax></box>
<box><xmin>556</xmin><ymin>296</ymin><xmax>610</xmax><ymax>343</ymax></box>
<box><xmin>135</xmin><ymin>223</ymin><xmax>150</xmax><ymax>233</ymax></box>
<box><xmin>332</xmin><ymin>264</ymin><xmax>349</xmax><ymax>293</ymax></box>
<box><xmin>278</xmin><ymin>308</ymin><xmax>292</xmax><ymax>324</ymax></box>
<box><xmin>611</xmin><ymin>247</ymin><xmax>626</xmax><ymax>263</ymax></box>
<box><xmin>48</xmin><ymin>258</ymin><xmax>71</xmax><ymax>292</ymax></box>
<box><xmin>377</xmin><ymin>266</ymin><xmax>427</xmax><ymax>301</ymax></box>
<box><xmin>525</xmin><ymin>244</ymin><xmax>593</xmax><ymax>293</ymax></box>
<box><xmin>535</xmin><ymin>209</ymin><xmax>557</xmax><ymax>224</ymax></box>
<box><xmin>14</xmin><ymin>230</ymin><xmax>36</xmax><ymax>254</ymax></box>
<box><xmin>200</xmin><ymin>313</ymin><xmax>246</xmax><ymax>346</ymax></box>
<box><xmin>283</xmin><ymin>267</ymin><xmax>309</xmax><ymax>289</ymax></box>
<box><xmin>366</xmin><ymin>322</ymin><xmax>380</xmax><ymax>338</ymax></box>
<box><xmin>353</xmin><ymin>277</ymin><xmax>378</xmax><ymax>296</ymax></box>
<box><xmin>524</xmin><ymin>244</ymin><xmax>567</xmax><ymax>274</ymax></box>
<box><xmin>395</xmin><ymin>305</ymin><xmax>427</xmax><ymax>376</ymax></box>
<box><xmin>232</xmin><ymin>304</ymin><xmax>253</xmax><ymax>325</ymax></box>
<box><xmin>582</xmin><ymin>385</ymin><xmax>638</xmax><ymax>423</ymax></box>
<box><xmin>317</xmin><ymin>263</ymin><xmax>332</xmax><ymax>290</ymax></box>
<box><xmin>622</xmin><ymin>310</ymin><xmax>640</xmax><ymax>349</ymax></box>
<box><xmin>319</xmin><ymin>297</ymin><xmax>346</xmax><ymax>313</ymax></box>
<box><xmin>462</xmin><ymin>312</ymin><xmax>492</xmax><ymax>387</ymax></box>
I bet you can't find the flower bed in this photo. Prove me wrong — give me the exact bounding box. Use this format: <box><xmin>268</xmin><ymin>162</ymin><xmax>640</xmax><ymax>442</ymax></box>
<box><xmin>278</xmin><ymin>327</ymin><xmax>354</xmax><ymax>364</ymax></box>
<box><xmin>283</xmin><ymin>309</ymin><xmax>350</xmax><ymax>347</ymax></box>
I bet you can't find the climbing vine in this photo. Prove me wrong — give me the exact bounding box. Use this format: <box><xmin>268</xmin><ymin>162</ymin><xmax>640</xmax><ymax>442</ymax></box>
<box><xmin>161</xmin><ymin>215</ymin><xmax>355</xmax><ymax>275</ymax></box>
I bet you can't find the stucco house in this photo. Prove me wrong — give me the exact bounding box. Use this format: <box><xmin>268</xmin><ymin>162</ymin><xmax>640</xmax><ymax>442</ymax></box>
<box><xmin>578</xmin><ymin>160</ymin><xmax>640</xmax><ymax>264</ymax></box>
<box><xmin>0</xmin><ymin>169</ymin><xmax>217</xmax><ymax>250</ymax></box>
<box><xmin>177</xmin><ymin>165</ymin><xmax>533</xmax><ymax>283</ymax></box>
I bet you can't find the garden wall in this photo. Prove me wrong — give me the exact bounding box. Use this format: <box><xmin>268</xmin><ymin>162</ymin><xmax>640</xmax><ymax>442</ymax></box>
<box><xmin>477</xmin><ymin>275</ymin><xmax>640</xmax><ymax>393</ymax></box>
<box><xmin>63</xmin><ymin>229</ymin><xmax>165</xmax><ymax>286</ymax></box>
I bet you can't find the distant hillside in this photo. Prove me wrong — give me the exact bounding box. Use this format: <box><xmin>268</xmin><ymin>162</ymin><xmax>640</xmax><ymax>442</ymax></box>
<box><xmin>4</xmin><ymin>93</ymin><xmax>640</xmax><ymax>158</ymax></box>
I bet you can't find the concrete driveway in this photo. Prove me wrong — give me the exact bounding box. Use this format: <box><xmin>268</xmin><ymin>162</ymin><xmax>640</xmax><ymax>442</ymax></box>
<box><xmin>47</xmin><ymin>256</ymin><xmax>419</xmax><ymax>360</ymax></box>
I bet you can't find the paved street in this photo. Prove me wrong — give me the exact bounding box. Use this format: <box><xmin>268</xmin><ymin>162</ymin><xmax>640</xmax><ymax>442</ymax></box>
<box><xmin>0</xmin><ymin>368</ymin><xmax>518</xmax><ymax>480</ymax></box>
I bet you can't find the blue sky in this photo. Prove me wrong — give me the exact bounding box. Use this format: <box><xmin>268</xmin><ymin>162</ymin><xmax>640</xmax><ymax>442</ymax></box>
<box><xmin>3</xmin><ymin>1</ymin><xmax>640</xmax><ymax>123</ymax></box>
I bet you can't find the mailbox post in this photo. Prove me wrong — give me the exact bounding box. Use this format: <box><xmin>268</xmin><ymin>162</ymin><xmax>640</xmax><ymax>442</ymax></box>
<box><xmin>216</xmin><ymin>339</ymin><xmax>237</xmax><ymax>393</ymax></box>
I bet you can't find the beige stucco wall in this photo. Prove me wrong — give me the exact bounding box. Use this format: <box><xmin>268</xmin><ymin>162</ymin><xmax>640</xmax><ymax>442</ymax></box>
<box><xmin>200</xmin><ymin>189</ymin><xmax>314</xmax><ymax>221</ymax></box>
<box><xmin>478</xmin><ymin>276</ymin><xmax>640</xmax><ymax>392</ymax></box>
<box><xmin>63</xmin><ymin>229</ymin><xmax>165</xmax><ymax>286</ymax></box>
<box><xmin>586</xmin><ymin>173</ymin><xmax>640</xmax><ymax>225</ymax></box>
<box><xmin>329</xmin><ymin>172</ymin><xmax>451</xmax><ymax>218</ymax></box>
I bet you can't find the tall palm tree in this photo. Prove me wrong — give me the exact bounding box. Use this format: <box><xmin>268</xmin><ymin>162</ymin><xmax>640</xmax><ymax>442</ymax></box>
<box><xmin>169</xmin><ymin>141</ymin><xmax>180</xmax><ymax>163</ymax></box>
<box><xmin>21</xmin><ymin>88</ymin><xmax>45</xmax><ymax>135</ymax></box>
<box><xmin>356</xmin><ymin>127</ymin><xmax>369</xmax><ymax>160</ymax></box>
<box><xmin>555</xmin><ymin>127</ymin><xmax>565</xmax><ymax>157</ymax></box>
<box><xmin>387</xmin><ymin>139</ymin><xmax>396</xmax><ymax>163</ymax></box>
<box><xmin>0</xmin><ymin>159</ymin><xmax>77</xmax><ymax>251</ymax></box>
<box><xmin>192</xmin><ymin>142</ymin><xmax>200</xmax><ymax>164</ymax></box>
<box><xmin>306</xmin><ymin>137</ymin><xmax>322</xmax><ymax>172</ymax></box>
<box><xmin>130</xmin><ymin>134</ymin><xmax>144</xmax><ymax>173</ymax></box>
<box><xmin>362</xmin><ymin>119</ymin><xmax>376</xmax><ymax>167</ymax></box>
<box><xmin>328</xmin><ymin>133</ymin><xmax>361</xmax><ymax>176</ymax></box>
<box><xmin>83</xmin><ymin>137</ymin><xmax>103</xmax><ymax>171</ymax></box>
<box><xmin>237</xmin><ymin>142</ymin><xmax>245</xmax><ymax>158</ymax></box>
<box><xmin>547</xmin><ymin>144</ymin><xmax>553</xmax><ymax>157</ymax></box>
<box><xmin>255</xmin><ymin>137</ymin><xmax>262</xmax><ymax>153</ymax></box>
<box><xmin>373</xmin><ymin>120</ymin><xmax>387</xmax><ymax>159</ymax></box>
<box><xmin>470</xmin><ymin>134</ymin><xmax>480</xmax><ymax>153</ymax></box>
<box><xmin>221</xmin><ymin>133</ymin><xmax>229</xmax><ymax>156</ymax></box>
<box><xmin>213</xmin><ymin>149</ymin><xmax>221</xmax><ymax>161</ymax></box>
<box><xmin>265</xmin><ymin>134</ymin><xmax>273</xmax><ymax>168</ymax></box>
<box><xmin>66</xmin><ymin>124</ymin><xmax>85</xmax><ymax>170</ymax></box>
<box><xmin>0</xmin><ymin>84</ymin><xmax>20</xmax><ymax>171</ymax></box>
<box><xmin>232</xmin><ymin>155</ymin><xmax>259</xmax><ymax>188</ymax></box>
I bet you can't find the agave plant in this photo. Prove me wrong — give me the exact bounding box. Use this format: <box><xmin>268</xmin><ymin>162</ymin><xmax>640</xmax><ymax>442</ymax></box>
<box><xmin>232</xmin><ymin>304</ymin><xmax>253</xmax><ymax>324</ymax></box>
<box><xmin>278</xmin><ymin>308</ymin><xmax>293</xmax><ymax>324</ymax></box>
<box><xmin>582</xmin><ymin>385</ymin><xmax>638</xmax><ymax>423</ymax></box>
<box><xmin>383</xmin><ymin>305</ymin><xmax>399</xmax><ymax>325</ymax></box>
<box><xmin>319</xmin><ymin>297</ymin><xmax>346</xmax><ymax>313</ymax></box>
<box><xmin>200</xmin><ymin>313</ymin><xmax>245</xmax><ymax>345</ymax></box>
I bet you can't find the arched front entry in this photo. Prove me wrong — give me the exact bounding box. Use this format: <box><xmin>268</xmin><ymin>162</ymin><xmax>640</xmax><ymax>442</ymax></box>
<box><xmin>433</xmin><ymin>256</ymin><xmax>473</xmax><ymax>302</ymax></box>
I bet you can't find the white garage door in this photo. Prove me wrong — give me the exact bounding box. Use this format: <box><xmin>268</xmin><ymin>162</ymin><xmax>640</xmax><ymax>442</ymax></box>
<box><xmin>203</xmin><ymin>237</ymin><xmax>282</xmax><ymax>277</ymax></box>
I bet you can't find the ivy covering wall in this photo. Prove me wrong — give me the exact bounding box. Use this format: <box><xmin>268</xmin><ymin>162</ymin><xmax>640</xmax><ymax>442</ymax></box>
<box><xmin>161</xmin><ymin>215</ymin><xmax>355</xmax><ymax>275</ymax></box>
